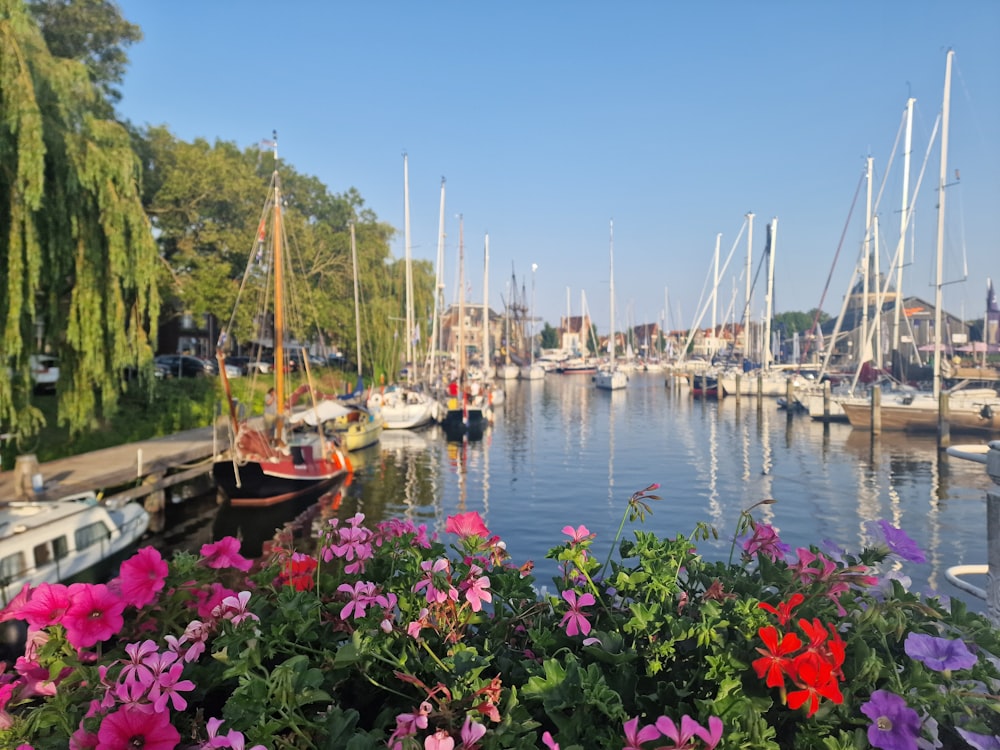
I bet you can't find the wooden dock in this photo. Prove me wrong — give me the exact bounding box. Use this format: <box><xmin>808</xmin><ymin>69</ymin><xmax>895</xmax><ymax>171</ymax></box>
<box><xmin>0</xmin><ymin>426</ymin><xmax>219</xmax><ymax>505</ymax></box>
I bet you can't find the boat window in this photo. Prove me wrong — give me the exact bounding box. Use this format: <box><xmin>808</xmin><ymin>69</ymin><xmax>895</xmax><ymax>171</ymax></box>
<box><xmin>75</xmin><ymin>522</ymin><xmax>111</xmax><ymax>551</ymax></box>
<box><xmin>52</xmin><ymin>535</ymin><xmax>69</xmax><ymax>560</ymax></box>
<box><xmin>0</xmin><ymin>551</ymin><xmax>26</xmax><ymax>581</ymax></box>
<box><xmin>33</xmin><ymin>542</ymin><xmax>52</xmax><ymax>567</ymax></box>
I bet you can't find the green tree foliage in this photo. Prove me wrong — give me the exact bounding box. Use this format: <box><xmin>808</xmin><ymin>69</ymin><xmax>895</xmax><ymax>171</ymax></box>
<box><xmin>773</xmin><ymin>309</ymin><xmax>829</xmax><ymax>335</ymax></box>
<box><xmin>28</xmin><ymin>0</ymin><xmax>141</xmax><ymax>114</ymax></box>
<box><xmin>0</xmin><ymin>0</ymin><xmax>160</xmax><ymax>438</ymax></box>
<box><xmin>540</xmin><ymin>321</ymin><xmax>559</xmax><ymax>349</ymax></box>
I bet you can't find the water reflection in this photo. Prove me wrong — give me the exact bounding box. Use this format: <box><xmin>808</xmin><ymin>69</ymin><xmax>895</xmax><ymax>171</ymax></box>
<box><xmin>162</xmin><ymin>372</ymin><xmax>994</xmax><ymax>611</ymax></box>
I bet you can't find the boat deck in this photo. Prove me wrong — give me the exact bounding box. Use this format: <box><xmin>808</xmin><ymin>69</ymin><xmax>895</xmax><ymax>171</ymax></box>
<box><xmin>0</xmin><ymin>426</ymin><xmax>217</xmax><ymax>504</ymax></box>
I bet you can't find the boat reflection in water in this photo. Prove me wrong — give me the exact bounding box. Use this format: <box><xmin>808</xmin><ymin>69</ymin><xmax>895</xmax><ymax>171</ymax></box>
<box><xmin>194</xmin><ymin>373</ymin><xmax>996</xmax><ymax>612</ymax></box>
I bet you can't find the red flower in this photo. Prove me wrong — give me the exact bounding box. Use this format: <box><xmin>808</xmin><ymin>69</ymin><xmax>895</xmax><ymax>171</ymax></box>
<box><xmin>758</xmin><ymin>593</ymin><xmax>804</xmax><ymax>626</ymax></box>
<box><xmin>115</xmin><ymin>547</ymin><xmax>169</xmax><ymax>608</ymax></box>
<box><xmin>97</xmin><ymin>705</ymin><xmax>180</xmax><ymax>750</ymax></box>
<box><xmin>786</xmin><ymin>655</ymin><xmax>843</xmax><ymax>716</ymax></box>
<box><xmin>280</xmin><ymin>553</ymin><xmax>318</xmax><ymax>591</ymax></box>
<box><xmin>752</xmin><ymin>626</ymin><xmax>801</xmax><ymax>688</ymax></box>
<box><xmin>62</xmin><ymin>583</ymin><xmax>126</xmax><ymax>648</ymax></box>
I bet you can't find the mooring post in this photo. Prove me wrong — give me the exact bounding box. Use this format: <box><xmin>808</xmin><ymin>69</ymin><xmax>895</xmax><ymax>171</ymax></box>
<box><xmin>938</xmin><ymin>391</ymin><xmax>951</xmax><ymax>449</ymax></box>
<box><xmin>734</xmin><ymin>374</ymin><xmax>741</xmax><ymax>406</ymax></box>
<box><xmin>987</xmin><ymin>442</ymin><xmax>1000</xmax><ymax>627</ymax></box>
<box><xmin>871</xmin><ymin>385</ymin><xmax>881</xmax><ymax>435</ymax></box>
<box><xmin>823</xmin><ymin>380</ymin><xmax>831</xmax><ymax>421</ymax></box>
<box><xmin>785</xmin><ymin>378</ymin><xmax>795</xmax><ymax>422</ymax></box>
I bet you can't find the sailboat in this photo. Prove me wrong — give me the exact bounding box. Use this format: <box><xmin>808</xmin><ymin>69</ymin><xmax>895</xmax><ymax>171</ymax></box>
<box><xmin>497</xmin><ymin>278</ymin><xmax>520</xmax><ymax>380</ymax></box>
<box><xmin>367</xmin><ymin>155</ymin><xmax>436</xmax><ymax>430</ymax></box>
<box><xmin>595</xmin><ymin>220</ymin><xmax>628</xmax><ymax>390</ymax></box>
<box><xmin>520</xmin><ymin>263</ymin><xmax>545</xmax><ymax>380</ymax></box>
<box><xmin>441</xmin><ymin>216</ymin><xmax>488</xmax><ymax>441</ymax></box>
<box><xmin>214</xmin><ymin>138</ymin><xmax>351</xmax><ymax>508</ymax></box>
<box><xmin>839</xmin><ymin>50</ymin><xmax>1000</xmax><ymax>435</ymax></box>
<box><xmin>331</xmin><ymin>223</ymin><xmax>384</xmax><ymax>450</ymax></box>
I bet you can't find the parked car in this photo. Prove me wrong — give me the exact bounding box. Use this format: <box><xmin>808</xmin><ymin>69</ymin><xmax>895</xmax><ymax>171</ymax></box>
<box><xmin>154</xmin><ymin>355</ymin><xmax>215</xmax><ymax>379</ymax></box>
<box><xmin>29</xmin><ymin>355</ymin><xmax>59</xmax><ymax>394</ymax></box>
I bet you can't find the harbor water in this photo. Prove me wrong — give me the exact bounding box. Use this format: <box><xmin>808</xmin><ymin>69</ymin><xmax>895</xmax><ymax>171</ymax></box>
<box><xmin>159</xmin><ymin>371</ymin><xmax>996</xmax><ymax>611</ymax></box>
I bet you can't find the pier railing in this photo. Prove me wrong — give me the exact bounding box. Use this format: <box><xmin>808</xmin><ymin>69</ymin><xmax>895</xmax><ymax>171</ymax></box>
<box><xmin>944</xmin><ymin>440</ymin><xmax>1000</xmax><ymax>627</ymax></box>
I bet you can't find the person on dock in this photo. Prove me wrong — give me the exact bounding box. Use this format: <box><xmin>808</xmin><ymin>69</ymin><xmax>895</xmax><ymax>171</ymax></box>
<box><xmin>264</xmin><ymin>388</ymin><xmax>277</xmax><ymax>438</ymax></box>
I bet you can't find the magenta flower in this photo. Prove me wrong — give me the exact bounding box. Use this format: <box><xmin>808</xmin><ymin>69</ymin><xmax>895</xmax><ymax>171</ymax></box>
<box><xmin>119</xmin><ymin>639</ymin><xmax>158</xmax><ymax>687</ymax></box>
<box><xmin>195</xmin><ymin>583</ymin><xmax>238</xmax><ymax>620</ymax></box>
<box><xmin>559</xmin><ymin>589</ymin><xmax>595</xmax><ymax>637</ymax></box>
<box><xmin>741</xmin><ymin>523</ymin><xmax>790</xmax><ymax>562</ymax></box>
<box><xmin>446</xmin><ymin>511</ymin><xmax>491</xmax><ymax>539</ymax></box>
<box><xmin>116</xmin><ymin>547</ymin><xmax>169</xmax><ymax>608</ymax></box>
<box><xmin>860</xmin><ymin>690</ymin><xmax>921</xmax><ymax>750</ymax></box>
<box><xmin>871</xmin><ymin>520</ymin><xmax>927</xmax><ymax>563</ymax></box>
<box><xmin>414</xmin><ymin>559</ymin><xmax>458</xmax><ymax>604</ymax></box>
<box><xmin>904</xmin><ymin>632</ymin><xmax>977</xmax><ymax>672</ymax></box>
<box><xmin>655</xmin><ymin>714</ymin><xmax>705</xmax><ymax>749</ymax></box>
<box><xmin>97</xmin><ymin>705</ymin><xmax>180</xmax><ymax>750</ymax></box>
<box><xmin>541</xmin><ymin>731</ymin><xmax>559</xmax><ymax>750</ymax></box>
<box><xmin>62</xmin><ymin>583</ymin><xmax>127</xmax><ymax>648</ymax></box>
<box><xmin>622</xmin><ymin>717</ymin><xmax>659</xmax><ymax>750</ymax></box>
<box><xmin>199</xmin><ymin>537</ymin><xmax>253</xmax><ymax>571</ymax></box>
<box><xmin>17</xmin><ymin>582</ymin><xmax>71</xmax><ymax>629</ymax></box>
<box><xmin>338</xmin><ymin>581</ymin><xmax>379</xmax><ymax>619</ymax></box>
<box><xmin>324</xmin><ymin>517</ymin><xmax>375</xmax><ymax>574</ymax></box>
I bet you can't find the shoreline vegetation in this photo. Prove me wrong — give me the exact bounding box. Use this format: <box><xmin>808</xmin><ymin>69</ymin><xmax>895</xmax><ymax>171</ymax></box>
<box><xmin>1</xmin><ymin>487</ymin><xmax>998</xmax><ymax>749</ymax></box>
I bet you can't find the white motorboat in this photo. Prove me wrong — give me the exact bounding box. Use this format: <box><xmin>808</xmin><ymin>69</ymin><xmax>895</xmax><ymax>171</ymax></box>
<box><xmin>0</xmin><ymin>491</ymin><xmax>149</xmax><ymax>603</ymax></box>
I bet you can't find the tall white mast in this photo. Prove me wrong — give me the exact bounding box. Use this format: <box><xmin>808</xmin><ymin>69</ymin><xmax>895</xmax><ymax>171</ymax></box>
<box><xmin>609</xmin><ymin>219</ymin><xmax>616</xmax><ymax>367</ymax></box>
<box><xmin>403</xmin><ymin>154</ymin><xmax>414</xmax><ymax>370</ymax></box>
<box><xmin>458</xmin><ymin>215</ymin><xmax>465</xmax><ymax>373</ymax></box>
<box><xmin>861</xmin><ymin>155</ymin><xmax>873</xmax><ymax>367</ymax></box>
<box><xmin>744</xmin><ymin>212</ymin><xmax>754</xmax><ymax>359</ymax></box>
<box><xmin>892</xmin><ymin>98</ymin><xmax>915</xmax><ymax>354</ymax></box>
<box><xmin>428</xmin><ymin>177</ymin><xmax>446</xmax><ymax>383</ymax></box>
<box><xmin>763</xmin><ymin>219</ymin><xmax>778</xmax><ymax>368</ymax></box>
<box><xmin>933</xmin><ymin>49</ymin><xmax>954</xmax><ymax>401</ymax></box>
<box><xmin>482</xmin><ymin>233</ymin><xmax>490</xmax><ymax>376</ymax></box>
<box><xmin>712</xmin><ymin>233</ymin><xmax>720</xmax><ymax>356</ymax></box>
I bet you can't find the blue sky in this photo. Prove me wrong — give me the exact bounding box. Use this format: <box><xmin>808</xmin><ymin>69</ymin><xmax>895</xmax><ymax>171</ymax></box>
<box><xmin>114</xmin><ymin>1</ymin><xmax>1000</xmax><ymax>336</ymax></box>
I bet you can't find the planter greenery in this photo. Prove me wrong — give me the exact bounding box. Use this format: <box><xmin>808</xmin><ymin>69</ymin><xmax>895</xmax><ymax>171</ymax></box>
<box><xmin>1</xmin><ymin>486</ymin><xmax>998</xmax><ymax>749</ymax></box>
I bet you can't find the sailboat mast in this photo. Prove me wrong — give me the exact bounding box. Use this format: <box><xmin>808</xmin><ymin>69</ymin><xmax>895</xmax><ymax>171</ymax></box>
<box><xmin>351</xmin><ymin>223</ymin><xmax>362</xmax><ymax>379</ymax></box>
<box><xmin>272</xmin><ymin>138</ymin><xmax>286</xmax><ymax>421</ymax></box>
<box><xmin>933</xmin><ymin>49</ymin><xmax>953</xmax><ymax>401</ymax></box>
<box><xmin>403</xmin><ymin>154</ymin><xmax>414</xmax><ymax>370</ymax></box>
<box><xmin>609</xmin><ymin>219</ymin><xmax>615</xmax><ymax>367</ymax></box>
<box><xmin>712</xmin><ymin>233</ymin><xmax>721</xmax><ymax>357</ymax></box>
<box><xmin>861</xmin><ymin>156</ymin><xmax>873</xmax><ymax>369</ymax></box>
<box><xmin>762</xmin><ymin>219</ymin><xmax>777</xmax><ymax>368</ymax></box>
<box><xmin>744</xmin><ymin>212</ymin><xmax>753</xmax><ymax>357</ymax></box>
<box><xmin>458</xmin><ymin>215</ymin><xmax>465</xmax><ymax>374</ymax></box>
<box><xmin>483</xmin><ymin>233</ymin><xmax>490</xmax><ymax>374</ymax></box>
<box><xmin>428</xmin><ymin>177</ymin><xmax>446</xmax><ymax>383</ymax></box>
<box><xmin>892</xmin><ymin>98</ymin><xmax>915</xmax><ymax>354</ymax></box>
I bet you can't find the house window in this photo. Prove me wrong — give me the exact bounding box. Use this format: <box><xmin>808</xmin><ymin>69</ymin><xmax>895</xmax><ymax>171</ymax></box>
<box><xmin>75</xmin><ymin>522</ymin><xmax>111</xmax><ymax>551</ymax></box>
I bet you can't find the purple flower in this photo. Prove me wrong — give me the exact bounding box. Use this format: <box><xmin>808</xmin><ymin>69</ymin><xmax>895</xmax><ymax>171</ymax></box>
<box><xmin>860</xmin><ymin>691</ymin><xmax>921</xmax><ymax>750</ymax></box>
<box><xmin>956</xmin><ymin>728</ymin><xmax>1000</xmax><ymax>750</ymax></box>
<box><xmin>872</xmin><ymin>520</ymin><xmax>926</xmax><ymax>563</ymax></box>
<box><xmin>904</xmin><ymin>632</ymin><xmax>977</xmax><ymax>672</ymax></box>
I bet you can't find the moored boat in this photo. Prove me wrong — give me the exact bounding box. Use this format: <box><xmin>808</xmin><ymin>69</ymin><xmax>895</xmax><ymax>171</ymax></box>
<box><xmin>0</xmin><ymin>492</ymin><xmax>149</xmax><ymax>604</ymax></box>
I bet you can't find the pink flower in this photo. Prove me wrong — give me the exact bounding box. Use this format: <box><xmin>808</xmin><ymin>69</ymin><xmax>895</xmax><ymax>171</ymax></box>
<box><xmin>119</xmin><ymin>639</ymin><xmax>158</xmax><ymax>687</ymax></box>
<box><xmin>116</xmin><ymin>547</ymin><xmax>169</xmax><ymax>608</ymax></box>
<box><xmin>338</xmin><ymin>581</ymin><xmax>379</xmax><ymax>620</ymax></box>
<box><xmin>149</xmin><ymin>659</ymin><xmax>195</xmax><ymax>712</ymax></box>
<box><xmin>200</xmin><ymin>537</ymin><xmax>253</xmax><ymax>571</ymax></box>
<box><xmin>16</xmin><ymin>582</ymin><xmax>71</xmax><ymax>629</ymax></box>
<box><xmin>0</xmin><ymin>583</ymin><xmax>32</xmax><ymax>622</ymax></box>
<box><xmin>622</xmin><ymin>717</ymin><xmax>660</xmax><ymax>750</ymax></box>
<box><xmin>62</xmin><ymin>583</ymin><xmax>126</xmax><ymax>648</ymax></box>
<box><xmin>213</xmin><ymin>591</ymin><xmax>259</xmax><ymax>625</ymax></box>
<box><xmin>425</xmin><ymin>729</ymin><xmax>455</xmax><ymax>750</ymax></box>
<box><xmin>463</xmin><ymin>566</ymin><xmax>492</xmax><ymax>612</ymax></box>
<box><xmin>460</xmin><ymin>716</ymin><xmax>487</xmax><ymax>749</ymax></box>
<box><xmin>97</xmin><ymin>705</ymin><xmax>180</xmax><ymax>750</ymax></box>
<box><xmin>414</xmin><ymin>559</ymin><xmax>458</xmax><ymax>604</ymax></box>
<box><xmin>559</xmin><ymin>589</ymin><xmax>596</xmax><ymax>637</ymax></box>
<box><xmin>541</xmin><ymin>731</ymin><xmax>560</xmax><ymax>750</ymax></box>
<box><xmin>195</xmin><ymin>583</ymin><xmax>238</xmax><ymax>620</ymax></box>
<box><xmin>446</xmin><ymin>511</ymin><xmax>490</xmax><ymax>539</ymax></box>
<box><xmin>562</xmin><ymin>525</ymin><xmax>593</xmax><ymax>543</ymax></box>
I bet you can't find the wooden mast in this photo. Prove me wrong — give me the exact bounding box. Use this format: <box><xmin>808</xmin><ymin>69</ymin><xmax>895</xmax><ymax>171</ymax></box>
<box><xmin>271</xmin><ymin>136</ymin><xmax>286</xmax><ymax>437</ymax></box>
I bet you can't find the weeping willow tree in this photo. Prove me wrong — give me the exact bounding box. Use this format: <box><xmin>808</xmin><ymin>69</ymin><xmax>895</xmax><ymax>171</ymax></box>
<box><xmin>0</xmin><ymin>0</ymin><xmax>160</xmax><ymax>438</ymax></box>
